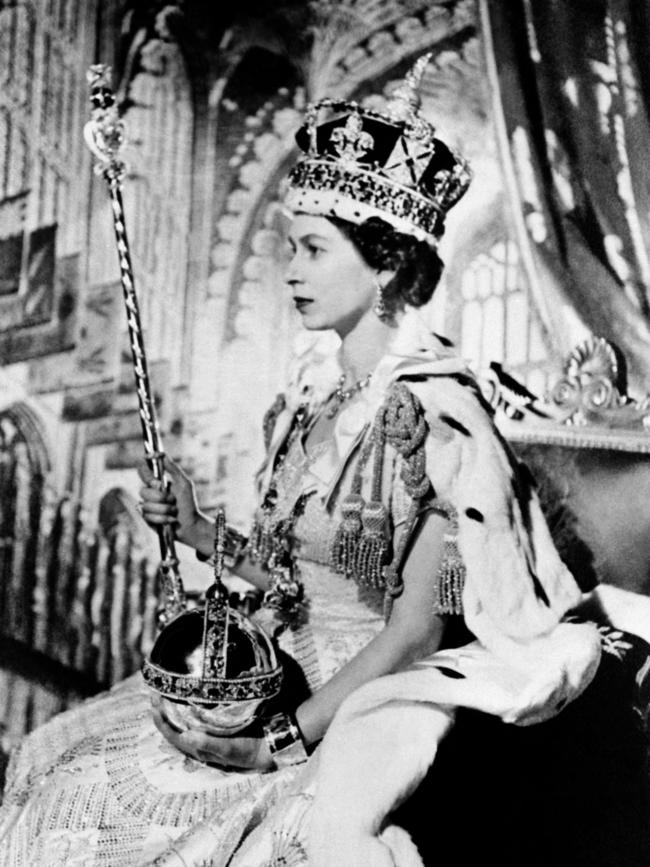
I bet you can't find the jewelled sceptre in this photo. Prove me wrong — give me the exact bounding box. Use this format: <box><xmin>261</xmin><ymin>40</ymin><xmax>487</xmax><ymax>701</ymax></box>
<box><xmin>84</xmin><ymin>64</ymin><xmax>185</xmax><ymax>623</ymax></box>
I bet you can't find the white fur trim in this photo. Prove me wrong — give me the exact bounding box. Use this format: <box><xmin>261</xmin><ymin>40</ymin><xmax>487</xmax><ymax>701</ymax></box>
<box><xmin>284</xmin><ymin>186</ymin><xmax>437</xmax><ymax>246</ymax></box>
<box><xmin>308</xmin><ymin>620</ymin><xmax>600</xmax><ymax>864</ymax></box>
<box><xmin>309</xmin><ymin>693</ymin><xmax>453</xmax><ymax>867</ymax></box>
<box><xmin>407</xmin><ymin>375</ymin><xmax>584</xmax><ymax>647</ymax></box>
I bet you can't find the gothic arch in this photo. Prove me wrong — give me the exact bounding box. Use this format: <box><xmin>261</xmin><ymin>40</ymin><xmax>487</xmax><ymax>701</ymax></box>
<box><xmin>0</xmin><ymin>402</ymin><xmax>51</xmax><ymax>643</ymax></box>
<box><xmin>118</xmin><ymin>35</ymin><xmax>194</xmax><ymax>383</ymax></box>
<box><xmin>0</xmin><ymin>401</ymin><xmax>51</xmax><ymax>475</ymax></box>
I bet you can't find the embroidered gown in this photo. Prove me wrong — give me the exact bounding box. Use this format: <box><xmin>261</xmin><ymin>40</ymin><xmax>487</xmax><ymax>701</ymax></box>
<box><xmin>0</xmin><ymin>311</ymin><xmax>601</xmax><ymax>866</ymax></box>
<box><xmin>0</xmin><ymin>422</ymin><xmax>392</xmax><ymax>865</ymax></box>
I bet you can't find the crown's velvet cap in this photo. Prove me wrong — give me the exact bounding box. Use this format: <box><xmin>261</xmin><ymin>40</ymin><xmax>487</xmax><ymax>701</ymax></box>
<box><xmin>284</xmin><ymin>58</ymin><xmax>471</xmax><ymax>245</ymax></box>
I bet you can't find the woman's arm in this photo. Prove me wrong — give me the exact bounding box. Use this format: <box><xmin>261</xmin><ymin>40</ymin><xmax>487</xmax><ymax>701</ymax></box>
<box><xmin>153</xmin><ymin>509</ymin><xmax>449</xmax><ymax>770</ymax></box>
<box><xmin>138</xmin><ymin>457</ymin><xmax>270</xmax><ymax>591</ymax></box>
<box><xmin>295</xmin><ymin>509</ymin><xmax>448</xmax><ymax>747</ymax></box>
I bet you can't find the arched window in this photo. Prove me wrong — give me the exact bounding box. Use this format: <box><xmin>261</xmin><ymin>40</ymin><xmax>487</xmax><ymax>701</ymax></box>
<box><xmin>0</xmin><ymin>0</ymin><xmax>95</xmax><ymax>247</ymax></box>
<box><xmin>0</xmin><ymin>107</ymin><xmax>10</xmax><ymax>197</ymax></box>
<box><xmin>94</xmin><ymin>487</ymin><xmax>154</xmax><ymax>682</ymax></box>
<box><xmin>459</xmin><ymin>240</ymin><xmax>551</xmax><ymax>392</ymax></box>
<box><xmin>13</xmin><ymin>3</ymin><xmax>35</xmax><ymax>106</ymax></box>
<box><xmin>10</xmin><ymin>127</ymin><xmax>29</xmax><ymax>200</ymax></box>
<box><xmin>121</xmin><ymin>38</ymin><xmax>194</xmax><ymax>384</ymax></box>
<box><xmin>0</xmin><ymin>406</ymin><xmax>49</xmax><ymax>645</ymax></box>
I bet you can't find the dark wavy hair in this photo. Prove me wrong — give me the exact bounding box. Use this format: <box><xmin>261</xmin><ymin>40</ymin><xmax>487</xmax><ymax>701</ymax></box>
<box><xmin>327</xmin><ymin>216</ymin><xmax>444</xmax><ymax>315</ymax></box>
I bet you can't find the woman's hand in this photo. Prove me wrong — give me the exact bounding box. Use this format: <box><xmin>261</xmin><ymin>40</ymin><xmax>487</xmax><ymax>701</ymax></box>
<box><xmin>137</xmin><ymin>457</ymin><xmax>205</xmax><ymax>549</ymax></box>
<box><xmin>152</xmin><ymin>700</ymin><xmax>273</xmax><ymax>772</ymax></box>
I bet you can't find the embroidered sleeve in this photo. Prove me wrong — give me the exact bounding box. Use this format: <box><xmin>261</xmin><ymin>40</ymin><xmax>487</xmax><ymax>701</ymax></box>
<box><xmin>389</xmin><ymin>379</ymin><xmax>467</xmax><ymax>615</ymax></box>
<box><xmin>330</xmin><ymin>382</ymin><xmax>431</xmax><ymax>593</ymax></box>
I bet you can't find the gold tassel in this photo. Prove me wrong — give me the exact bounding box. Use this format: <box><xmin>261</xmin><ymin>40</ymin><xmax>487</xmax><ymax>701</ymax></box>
<box><xmin>330</xmin><ymin>423</ymin><xmax>377</xmax><ymax>579</ymax></box>
<box><xmin>355</xmin><ymin>500</ymin><xmax>389</xmax><ymax>588</ymax></box>
<box><xmin>433</xmin><ymin>532</ymin><xmax>465</xmax><ymax>614</ymax></box>
<box><xmin>330</xmin><ymin>493</ymin><xmax>365</xmax><ymax>578</ymax></box>
<box><xmin>354</xmin><ymin>411</ymin><xmax>389</xmax><ymax>588</ymax></box>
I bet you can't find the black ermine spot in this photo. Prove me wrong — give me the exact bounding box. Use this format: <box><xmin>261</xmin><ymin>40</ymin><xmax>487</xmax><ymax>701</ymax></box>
<box><xmin>440</xmin><ymin>414</ymin><xmax>471</xmax><ymax>436</ymax></box>
<box><xmin>465</xmin><ymin>508</ymin><xmax>484</xmax><ymax>522</ymax></box>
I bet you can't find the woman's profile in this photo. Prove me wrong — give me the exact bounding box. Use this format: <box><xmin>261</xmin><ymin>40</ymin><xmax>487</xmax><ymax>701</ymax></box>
<box><xmin>0</xmin><ymin>58</ymin><xmax>604</xmax><ymax>866</ymax></box>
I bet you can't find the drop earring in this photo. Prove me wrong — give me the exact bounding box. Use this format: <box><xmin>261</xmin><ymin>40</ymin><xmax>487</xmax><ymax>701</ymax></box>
<box><xmin>373</xmin><ymin>279</ymin><xmax>387</xmax><ymax>321</ymax></box>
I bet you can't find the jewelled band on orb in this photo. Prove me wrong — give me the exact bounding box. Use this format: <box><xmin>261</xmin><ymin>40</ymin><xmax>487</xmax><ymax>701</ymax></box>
<box><xmin>142</xmin><ymin>659</ymin><xmax>283</xmax><ymax>704</ymax></box>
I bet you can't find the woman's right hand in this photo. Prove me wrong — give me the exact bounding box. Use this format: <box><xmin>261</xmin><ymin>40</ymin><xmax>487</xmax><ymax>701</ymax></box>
<box><xmin>138</xmin><ymin>457</ymin><xmax>204</xmax><ymax>549</ymax></box>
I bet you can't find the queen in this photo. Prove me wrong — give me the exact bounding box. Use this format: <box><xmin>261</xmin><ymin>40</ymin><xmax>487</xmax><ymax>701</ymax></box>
<box><xmin>0</xmin><ymin>59</ymin><xmax>604</xmax><ymax>866</ymax></box>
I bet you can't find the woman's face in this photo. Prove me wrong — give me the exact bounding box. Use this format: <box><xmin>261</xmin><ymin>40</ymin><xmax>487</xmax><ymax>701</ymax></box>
<box><xmin>285</xmin><ymin>214</ymin><xmax>378</xmax><ymax>336</ymax></box>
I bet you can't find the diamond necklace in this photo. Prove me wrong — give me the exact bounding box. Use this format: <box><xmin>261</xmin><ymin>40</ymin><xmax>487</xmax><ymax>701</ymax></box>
<box><xmin>326</xmin><ymin>372</ymin><xmax>372</xmax><ymax>419</ymax></box>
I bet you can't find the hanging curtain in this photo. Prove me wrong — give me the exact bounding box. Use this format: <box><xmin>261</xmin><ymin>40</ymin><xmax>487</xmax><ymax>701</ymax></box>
<box><xmin>480</xmin><ymin>0</ymin><xmax>650</xmax><ymax>386</ymax></box>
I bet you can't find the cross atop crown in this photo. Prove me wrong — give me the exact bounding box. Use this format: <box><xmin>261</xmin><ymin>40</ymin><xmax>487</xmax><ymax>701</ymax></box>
<box><xmin>330</xmin><ymin>113</ymin><xmax>374</xmax><ymax>164</ymax></box>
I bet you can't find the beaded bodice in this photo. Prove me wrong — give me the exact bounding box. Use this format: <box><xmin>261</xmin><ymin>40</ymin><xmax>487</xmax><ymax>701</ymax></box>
<box><xmin>254</xmin><ymin>427</ymin><xmax>387</xmax><ymax>688</ymax></box>
<box><xmin>255</xmin><ymin>389</ymin><xmax>465</xmax><ymax>621</ymax></box>
<box><xmin>269</xmin><ymin>435</ymin><xmax>341</xmax><ymax>566</ymax></box>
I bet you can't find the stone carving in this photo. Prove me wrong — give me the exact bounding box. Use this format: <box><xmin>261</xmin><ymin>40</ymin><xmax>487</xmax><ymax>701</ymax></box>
<box><xmin>487</xmin><ymin>336</ymin><xmax>650</xmax><ymax>452</ymax></box>
<box><xmin>550</xmin><ymin>337</ymin><xmax>648</xmax><ymax>425</ymax></box>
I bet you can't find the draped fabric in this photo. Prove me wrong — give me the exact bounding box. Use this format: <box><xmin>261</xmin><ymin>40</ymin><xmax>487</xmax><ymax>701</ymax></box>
<box><xmin>481</xmin><ymin>0</ymin><xmax>650</xmax><ymax>386</ymax></box>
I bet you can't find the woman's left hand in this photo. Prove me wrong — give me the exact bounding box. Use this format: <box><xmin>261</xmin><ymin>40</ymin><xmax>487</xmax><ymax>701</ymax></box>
<box><xmin>152</xmin><ymin>702</ymin><xmax>274</xmax><ymax>772</ymax></box>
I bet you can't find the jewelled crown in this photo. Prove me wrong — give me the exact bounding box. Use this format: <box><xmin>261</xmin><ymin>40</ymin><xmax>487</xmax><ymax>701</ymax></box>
<box><xmin>285</xmin><ymin>54</ymin><xmax>471</xmax><ymax>245</ymax></box>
